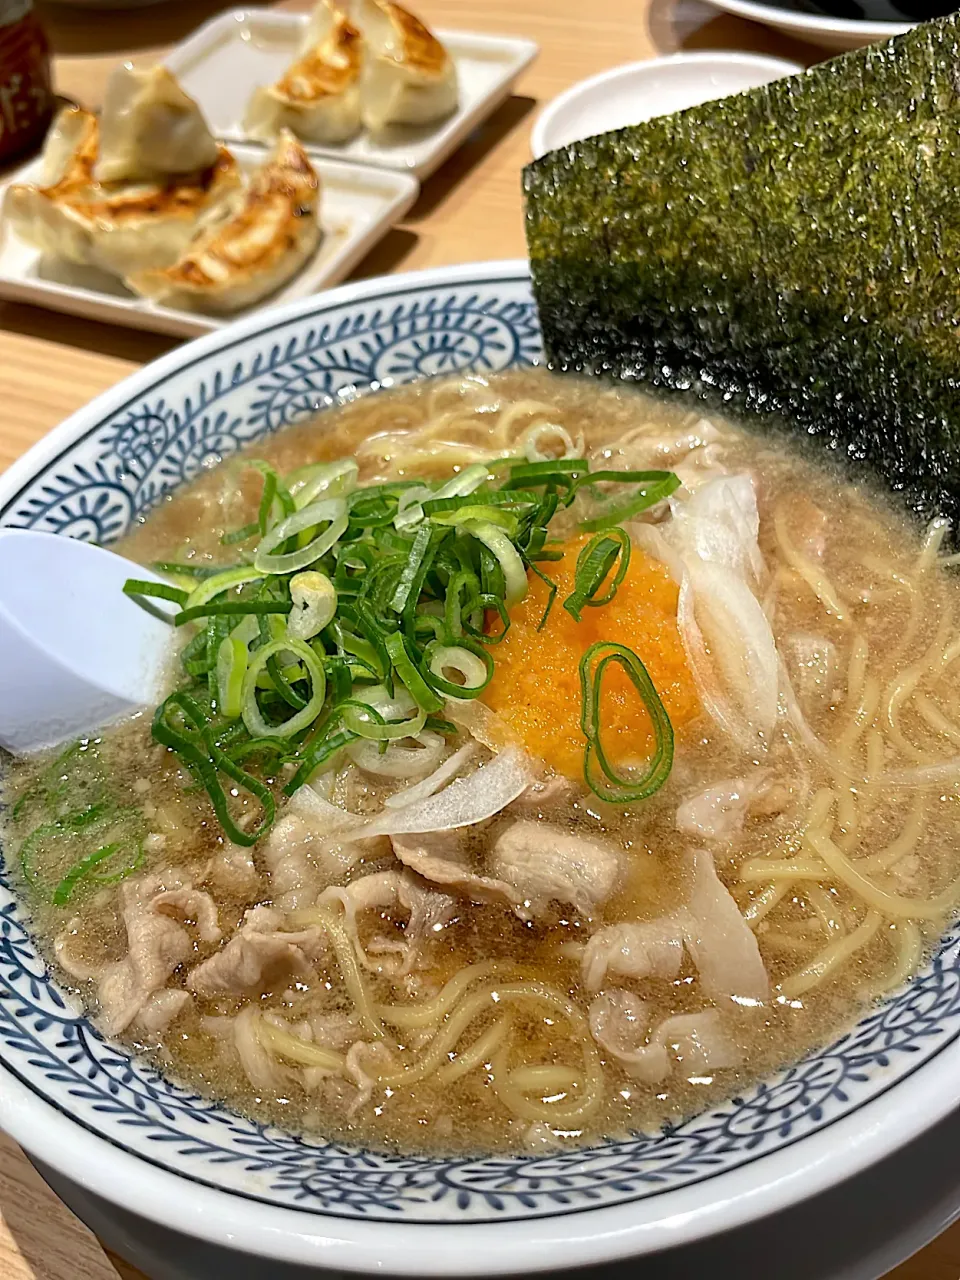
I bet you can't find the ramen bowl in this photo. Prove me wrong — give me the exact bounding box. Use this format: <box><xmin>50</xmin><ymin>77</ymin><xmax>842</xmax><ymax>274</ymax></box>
<box><xmin>1</xmin><ymin>261</ymin><xmax>960</xmax><ymax>1276</ymax></box>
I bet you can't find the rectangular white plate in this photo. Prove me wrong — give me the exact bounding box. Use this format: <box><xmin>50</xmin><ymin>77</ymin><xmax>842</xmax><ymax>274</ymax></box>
<box><xmin>164</xmin><ymin>10</ymin><xmax>538</xmax><ymax>180</ymax></box>
<box><xmin>0</xmin><ymin>146</ymin><xmax>419</xmax><ymax>339</ymax></box>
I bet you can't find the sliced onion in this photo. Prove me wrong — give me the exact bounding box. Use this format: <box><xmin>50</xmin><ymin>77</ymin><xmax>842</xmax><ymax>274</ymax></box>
<box><xmin>677</xmin><ymin>569</ymin><xmax>778</xmax><ymax>747</ymax></box>
<box><xmin>342</xmin><ymin>703</ymin><xmax>427</xmax><ymax>742</ymax></box>
<box><xmin>347</xmin><ymin>731</ymin><xmax>445</xmax><ymax>779</ymax></box>
<box><xmin>668</xmin><ymin>469</ymin><xmax>779</xmax><ymax>750</ymax></box>
<box><xmin>291</xmin><ymin>745</ymin><xmax>533</xmax><ymax>841</ymax></box>
<box><xmin>683</xmin><ymin>849</ymin><xmax>770</xmax><ymax>1003</ymax></box>
<box><xmin>384</xmin><ymin>742</ymin><xmax>477</xmax><ymax>808</ymax></box>
<box><xmin>360</xmin><ymin>747</ymin><xmax>534</xmax><ymax>838</ymax></box>
<box><xmin>443</xmin><ymin>698</ymin><xmax>512</xmax><ymax>750</ymax></box>
<box><xmin>290</xmin><ymin>782</ymin><xmax>366</xmax><ymax>835</ymax></box>
<box><xmin>668</xmin><ymin>474</ymin><xmax>764</xmax><ymax>581</ymax></box>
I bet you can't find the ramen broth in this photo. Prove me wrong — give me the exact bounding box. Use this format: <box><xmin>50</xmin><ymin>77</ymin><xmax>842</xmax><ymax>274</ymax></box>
<box><xmin>5</xmin><ymin>368</ymin><xmax>960</xmax><ymax>1155</ymax></box>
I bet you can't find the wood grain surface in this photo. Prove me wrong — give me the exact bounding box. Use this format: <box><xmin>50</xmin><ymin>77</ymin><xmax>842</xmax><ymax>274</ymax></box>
<box><xmin>0</xmin><ymin>1</ymin><xmax>956</xmax><ymax>1277</ymax></box>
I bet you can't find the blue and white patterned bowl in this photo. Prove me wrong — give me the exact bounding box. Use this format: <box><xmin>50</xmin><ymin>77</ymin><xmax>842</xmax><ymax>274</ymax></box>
<box><xmin>1</xmin><ymin>261</ymin><xmax>960</xmax><ymax>1275</ymax></box>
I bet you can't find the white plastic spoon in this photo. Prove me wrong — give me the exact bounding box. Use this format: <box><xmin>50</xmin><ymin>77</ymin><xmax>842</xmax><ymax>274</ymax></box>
<box><xmin>0</xmin><ymin>529</ymin><xmax>176</xmax><ymax>755</ymax></box>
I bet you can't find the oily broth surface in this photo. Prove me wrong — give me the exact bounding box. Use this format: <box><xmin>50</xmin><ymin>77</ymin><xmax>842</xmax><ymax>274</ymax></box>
<box><xmin>5</xmin><ymin>368</ymin><xmax>960</xmax><ymax>1156</ymax></box>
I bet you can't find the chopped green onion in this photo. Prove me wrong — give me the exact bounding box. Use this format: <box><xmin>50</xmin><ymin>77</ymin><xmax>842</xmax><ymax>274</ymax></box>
<box><xmin>245</xmin><ymin>460</ymin><xmax>295</xmax><ymax>535</ymax></box>
<box><xmin>221</xmin><ymin>522</ymin><xmax>260</xmax><ymax>547</ymax></box>
<box><xmin>152</xmin><ymin>561</ymin><xmax>234</xmax><ymax>580</ymax></box>
<box><xmin>287</xmin><ymin>571</ymin><xmax>337</xmax><ymax>641</ymax></box>
<box><xmin>341</xmin><ymin>699</ymin><xmax>427</xmax><ymax>741</ymax></box>
<box><xmin>19</xmin><ymin>800</ymin><xmax>112</xmax><ymax>887</ymax></box>
<box><xmin>283</xmin><ymin>727</ymin><xmax>357</xmax><ymax>794</ymax></box>
<box><xmin>253</xmin><ymin>498</ymin><xmax>348</xmax><ymax>575</ymax></box>
<box><xmin>174</xmin><ymin>600</ymin><xmax>290</xmax><ymax>627</ymax></box>
<box><xmin>384</xmin><ymin>630</ymin><xmax>443</xmax><ymax>713</ymax></box>
<box><xmin>287</xmin><ymin>458</ymin><xmax>359</xmax><ymax>509</ymax></box>
<box><xmin>444</xmin><ymin>569</ymin><xmax>481</xmax><ymax>639</ymax></box>
<box><xmin>53</xmin><ymin>839</ymin><xmax>145</xmax><ymax>906</ymax></box>
<box><xmin>431</xmin><ymin>505</ymin><xmax>520</xmax><ymax>535</ymax></box>
<box><xmin>122</xmin><ymin>579</ymin><xmax>188</xmax><ymax>607</ymax></box>
<box><xmin>182</xmin><ymin>566</ymin><xmax>265</xmax><ymax>613</ymax></box>
<box><xmin>242</xmin><ymin>637</ymin><xmax>327</xmax><ymax>739</ymax></box>
<box><xmin>153</xmin><ymin>692</ymin><xmax>275</xmax><ymax>845</ymax></box>
<box><xmin>525</xmin><ymin>558</ymin><xmax>559</xmax><ymax>632</ymax></box>
<box><xmin>425</xmin><ymin>715</ymin><xmax>458</xmax><ymax>736</ymax></box>
<box><xmin>459</xmin><ymin>519</ymin><xmax>528</xmax><ymax>606</ymax></box>
<box><xmin>504</xmin><ymin>458</ymin><xmax>589</xmax><ymax>485</ymax></box>
<box><xmin>563</xmin><ymin>529</ymin><xmax>631</xmax><ymax>622</ymax></box>
<box><xmin>390</xmin><ymin>523</ymin><xmax>433</xmax><ymax>614</ymax></box>
<box><xmin>578</xmin><ymin>470</ymin><xmax>681</xmax><ymax>531</ymax></box>
<box><xmin>135</xmin><ymin>449</ymin><xmax>685</xmax><ymax>834</ymax></box>
<box><xmin>216</xmin><ymin>636</ymin><xmax>248</xmax><ymax>719</ymax></box>
<box><xmin>425</xmin><ymin>640</ymin><xmax>493</xmax><ymax>700</ymax></box>
<box><xmin>578</xmin><ymin>641</ymin><xmax>674</xmax><ymax>802</ymax></box>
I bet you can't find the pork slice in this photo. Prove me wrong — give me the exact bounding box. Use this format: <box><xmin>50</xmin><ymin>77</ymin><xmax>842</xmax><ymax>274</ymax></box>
<box><xmin>513</xmin><ymin>774</ymin><xmax>574</xmax><ymax>811</ymax></box>
<box><xmin>187</xmin><ymin>905</ymin><xmax>327</xmax><ymax>997</ymax></box>
<box><xmin>588</xmin><ymin>988</ymin><xmax>738</xmax><ymax>1084</ymax></box>
<box><xmin>324</xmin><ymin>869</ymin><xmax>457</xmax><ymax>974</ymax></box>
<box><xmin>137</xmin><ymin>988</ymin><xmax>192</xmax><ymax>1034</ymax></box>
<box><xmin>582</xmin><ymin>919</ymin><xmax>687</xmax><ymax>994</ymax></box>
<box><xmin>263</xmin><ymin>811</ymin><xmax>383</xmax><ymax>911</ymax></box>
<box><xmin>676</xmin><ymin>772</ymin><xmax>784</xmax><ymax>842</ymax></box>
<box><xmin>488</xmin><ymin>820</ymin><xmax>620</xmax><ymax>916</ymax></box>
<box><xmin>154</xmin><ymin>887</ymin><xmax>221</xmax><ymax>942</ymax></box>
<box><xmin>345</xmin><ymin>1041</ymin><xmax>394</xmax><ymax>1114</ymax></box>
<box><xmin>390</xmin><ymin>833</ymin><xmax>529</xmax><ymax>919</ymax></box>
<box><xmin>203</xmin><ymin>843</ymin><xmax>260</xmax><ymax>897</ymax></box>
<box><xmin>581</xmin><ymin>851</ymin><xmax>770</xmax><ymax>1004</ymax></box>
<box><xmin>397</xmin><ymin>871</ymin><xmax>458</xmax><ymax>957</ymax></box>
<box><xmin>97</xmin><ymin>872</ymin><xmax>221</xmax><ymax>1037</ymax></box>
<box><xmin>55</xmin><ymin>917</ymin><xmax>104</xmax><ymax>981</ymax></box>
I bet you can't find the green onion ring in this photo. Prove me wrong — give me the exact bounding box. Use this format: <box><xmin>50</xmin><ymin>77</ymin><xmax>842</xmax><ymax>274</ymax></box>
<box><xmin>253</xmin><ymin>498</ymin><xmax>348</xmax><ymax>575</ymax></box>
<box><xmin>241</xmin><ymin>637</ymin><xmax>327</xmax><ymax>739</ymax></box>
<box><xmin>578</xmin><ymin>641</ymin><xmax>674</xmax><ymax>802</ymax></box>
<box><xmin>424</xmin><ymin>639</ymin><xmax>493</xmax><ymax>700</ymax></box>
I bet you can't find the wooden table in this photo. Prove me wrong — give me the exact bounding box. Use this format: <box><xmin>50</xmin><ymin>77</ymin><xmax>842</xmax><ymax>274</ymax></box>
<box><xmin>0</xmin><ymin>0</ymin><xmax>957</xmax><ymax>1276</ymax></box>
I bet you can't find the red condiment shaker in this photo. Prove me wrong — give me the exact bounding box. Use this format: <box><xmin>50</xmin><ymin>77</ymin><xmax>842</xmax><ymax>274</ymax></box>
<box><xmin>0</xmin><ymin>0</ymin><xmax>51</xmax><ymax>165</ymax></box>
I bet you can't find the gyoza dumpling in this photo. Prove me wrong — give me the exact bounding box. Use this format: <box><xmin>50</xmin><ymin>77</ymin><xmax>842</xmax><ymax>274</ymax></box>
<box><xmin>349</xmin><ymin>0</ymin><xmax>458</xmax><ymax>133</ymax></box>
<box><xmin>95</xmin><ymin>63</ymin><xmax>220</xmax><ymax>184</ymax></box>
<box><xmin>127</xmin><ymin>131</ymin><xmax>322</xmax><ymax>315</ymax></box>
<box><xmin>3</xmin><ymin>105</ymin><xmax>242</xmax><ymax>277</ymax></box>
<box><xmin>244</xmin><ymin>0</ymin><xmax>363</xmax><ymax>145</ymax></box>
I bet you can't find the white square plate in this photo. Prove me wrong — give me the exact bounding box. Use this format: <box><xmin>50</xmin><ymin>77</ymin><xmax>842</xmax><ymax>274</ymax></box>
<box><xmin>0</xmin><ymin>146</ymin><xmax>419</xmax><ymax>338</ymax></box>
<box><xmin>164</xmin><ymin>9</ymin><xmax>538</xmax><ymax>179</ymax></box>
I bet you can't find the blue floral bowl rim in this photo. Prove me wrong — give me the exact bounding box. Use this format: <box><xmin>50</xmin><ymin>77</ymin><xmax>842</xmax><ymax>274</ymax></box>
<box><xmin>0</xmin><ymin>259</ymin><xmax>959</xmax><ymax>1275</ymax></box>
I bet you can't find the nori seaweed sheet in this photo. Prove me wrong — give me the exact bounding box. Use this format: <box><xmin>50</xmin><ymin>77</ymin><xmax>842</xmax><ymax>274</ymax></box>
<box><xmin>523</xmin><ymin>15</ymin><xmax>960</xmax><ymax>528</ymax></box>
